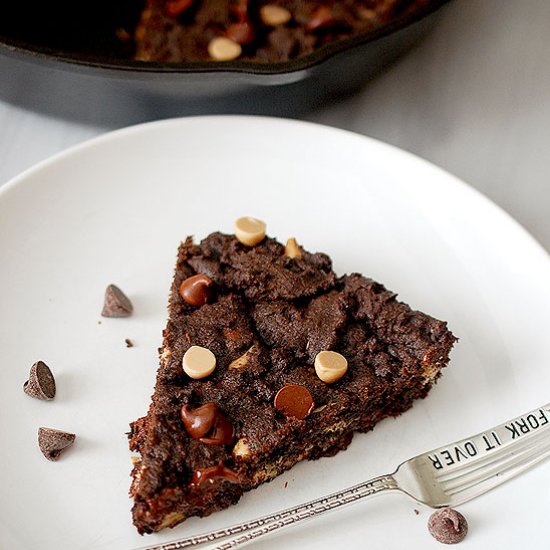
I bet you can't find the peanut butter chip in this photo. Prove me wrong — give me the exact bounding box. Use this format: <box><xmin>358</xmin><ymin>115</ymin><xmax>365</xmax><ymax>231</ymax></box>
<box><xmin>182</xmin><ymin>346</ymin><xmax>216</xmax><ymax>379</ymax></box>
<box><xmin>260</xmin><ymin>5</ymin><xmax>292</xmax><ymax>25</ymax></box>
<box><xmin>234</xmin><ymin>216</ymin><xmax>267</xmax><ymax>247</ymax></box>
<box><xmin>208</xmin><ymin>37</ymin><xmax>242</xmax><ymax>61</ymax></box>
<box><xmin>314</xmin><ymin>351</ymin><xmax>348</xmax><ymax>384</ymax></box>
<box><xmin>233</xmin><ymin>438</ymin><xmax>251</xmax><ymax>458</ymax></box>
<box><xmin>274</xmin><ymin>384</ymin><xmax>314</xmax><ymax>419</ymax></box>
<box><xmin>229</xmin><ymin>344</ymin><xmax>258</xmax><ymax>370</ymax></box>
<box><xmin>284</xmin><ymin>237</ymin><xmax>303</xmax><ymax>259</ymax></box>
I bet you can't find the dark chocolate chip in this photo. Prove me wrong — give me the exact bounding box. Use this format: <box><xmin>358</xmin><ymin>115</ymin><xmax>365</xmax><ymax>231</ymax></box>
<box><xmin>274</xmin><ymin>384</ymin><xmax>315</xmax><ymax>420</ymax></box>
<box><xmin>23</xmin><ymin>361</ymin><xmax>56</xmax><ymax>400</ymax></box>
<box><xmin>101</xmin><ymin>284</ymin><xmax>133</xmax><ymax>317</ymax></box>
<box><xmin>125</xmin><ymin>338</ymin><xmax>134</xmax><ymax>348</ymax></box>
<box><xmin>181</xmin><ymin>403</ymin><xmax>218</xmax><ymax>439</ymax></box>
<box><xmin>181</xmin><ymin>402</ymin><xmax>235</xmax><ymax>445</ymax></box>
<box><xmin>428</xmin><ymin>508</ymin><xmax>468</xmax><ymax>544</ymax></box>
<box><xmin>191</xmin><ymin>463</ymin><xmax>240</xmax><ymax>487</ymax></box>
<box><xmin>179</xmin><ymin>274</ymin><xmax>214</xmax><ymax>307</ymax></box>
<box><xmin>200</xmin><ymin>413</ymin><xmax>235</xmax><ymax>445</ymax></box>
<box><xmin>38</xmin><ymin>427</ymin><xmax>76</xmax><ymax>461</ymax></box>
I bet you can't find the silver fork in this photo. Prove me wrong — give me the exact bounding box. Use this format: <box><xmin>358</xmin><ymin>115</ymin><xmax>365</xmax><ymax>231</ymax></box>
<box><xmin>143</xmin><ymin>402</ymin><xmax>550</xmax><ymax>550</ymax></box>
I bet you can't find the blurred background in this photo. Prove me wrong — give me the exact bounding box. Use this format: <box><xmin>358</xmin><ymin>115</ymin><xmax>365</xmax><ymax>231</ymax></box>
<box><xmin>1</xmin><ymin>0</ymin><xmax>549</xmax><ymax>252</ymax></box>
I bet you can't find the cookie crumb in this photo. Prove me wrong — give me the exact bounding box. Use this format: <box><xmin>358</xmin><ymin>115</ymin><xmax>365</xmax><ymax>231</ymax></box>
<box><xmin>414</xmin><ymin>509</ymin><xmax>420</xmax><ymax>515</ymax></box>
<box><xmin>125</xmin><ymin>338</ymin><xmax>134</xmax><ymax>348</ymax></box>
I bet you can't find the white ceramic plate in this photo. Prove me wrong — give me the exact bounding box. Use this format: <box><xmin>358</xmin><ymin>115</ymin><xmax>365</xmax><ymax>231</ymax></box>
<box><xmin>1</xmin><ymin>116</ymin><xmax>549</xmax><ymax>550</ymax></box>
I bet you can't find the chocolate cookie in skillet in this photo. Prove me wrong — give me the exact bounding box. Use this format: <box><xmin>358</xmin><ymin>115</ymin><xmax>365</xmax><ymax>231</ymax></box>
<box><xmin>133</xmin><ymin>0</ymin><xmax>430</xmax><ymax>63</ymax></box>
<box><xmin>128</xmin><ymin>216</ymin><xmax>456</xmax><ymax>534</ymax></box>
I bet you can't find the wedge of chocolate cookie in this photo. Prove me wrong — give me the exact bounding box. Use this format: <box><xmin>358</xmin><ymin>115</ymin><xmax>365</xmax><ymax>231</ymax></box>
<box><xmin>129</xmin><ymin>220</ymin><xmax>456</xmax><ymax>534</ymax></box>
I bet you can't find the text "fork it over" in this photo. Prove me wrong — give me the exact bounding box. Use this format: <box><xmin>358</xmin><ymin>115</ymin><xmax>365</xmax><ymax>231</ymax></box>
<box><xmin>428</xmin><ymin>408</ymin><xmax>549</xmax><ymax>470</ymax></box>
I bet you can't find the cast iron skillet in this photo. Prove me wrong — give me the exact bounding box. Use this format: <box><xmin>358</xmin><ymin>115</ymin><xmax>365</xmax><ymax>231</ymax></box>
<box><xmin>0</xmin><ymin>0</ymin><xmax>452</xmax><ymax>123</ymax></box>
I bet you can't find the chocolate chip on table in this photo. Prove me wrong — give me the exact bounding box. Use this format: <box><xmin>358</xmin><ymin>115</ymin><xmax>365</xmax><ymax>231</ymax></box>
<box><xmin>38</xmin><ymin>427</ymin><xmax>76</xmax><ymax>461</ymax></box>
<box><xmin>208</xmin><ymin>37</ymin><xmax>242</xmax><ymax>61</ymax></box>
<box><xmin>274</xmin><ymin>384</ymin><xmax>315</xmax><ymax>419</ymax></box>
<box><xmin>314</xmin><ymin>350</ymin><xmax>348</xmax><ymax>384</ymax></box>
<box><xmin>234</xmin><ymin>216</ymin><xmax>266</xmax><ymax>247</ymax></box>
<box><xmin>101</xmin><ymin>284</ymin><xmax>133</xmax><ymax>317</ymax></box>
<box><xmin>179</xmin><ymin>274</ymin><xmax>214</xmax><ymax>307</ymax></box>
<box><xmin>428</xmin><ymin>508</ymin><xmax>468</xmax><ymax>544</ymax></box>
<box><xmin>23</xmin><ymin>361</ymin><xmax>56</xmax><ymax>400</ymax></box>
<box><xmin>182</xmin><ymin>345</ymin><xmax>217</xmax><ymax>379</ymax></box>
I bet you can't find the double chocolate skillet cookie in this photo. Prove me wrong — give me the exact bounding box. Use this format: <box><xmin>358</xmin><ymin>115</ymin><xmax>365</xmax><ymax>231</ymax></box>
<box><xmin>129</xmin><ymin>217</ymin><xmax>456</xmax><ymax>534</ymax></box>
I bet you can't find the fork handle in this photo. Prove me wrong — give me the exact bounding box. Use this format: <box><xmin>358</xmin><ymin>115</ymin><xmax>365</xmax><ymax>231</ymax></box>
<box><xmin>211</xmin><ymin>475</ymin><xmax>398</xmax><ymax>550</ymax></box>
<box><xmin>145</xmin><ymin>475</ymin><xmax>398</xmax><ymax>550</ymax></box>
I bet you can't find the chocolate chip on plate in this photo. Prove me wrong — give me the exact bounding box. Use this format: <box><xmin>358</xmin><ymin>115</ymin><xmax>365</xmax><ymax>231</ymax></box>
<box><xmin>428</xmin><ymin>508</ymin><xmax>468</xmax><ymax>544</ymax></box>
<box><xmin>101</xmin><ymin>284</ymin><xmax>133</xmax><ymax>317</ymax></box>
<box><xmin>38</xmin><ymin>427</ymin><xmax>76</xmax><ymax>461</ymax></box>
<box><xmin>23</xmin><ymin>361</ymin><xmax>56</xmax><ymax>400</ymax></box>
<box><xmin>274</xmin><ymin>384</ymin><xmax>315</xmax><ymax>419</ymax></box>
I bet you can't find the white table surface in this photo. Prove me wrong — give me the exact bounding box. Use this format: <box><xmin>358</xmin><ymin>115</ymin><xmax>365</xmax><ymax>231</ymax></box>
<box><xmin>1</xmin><ymin>0</ymin><xmax>549</xmax><ymax>254</ymax></box>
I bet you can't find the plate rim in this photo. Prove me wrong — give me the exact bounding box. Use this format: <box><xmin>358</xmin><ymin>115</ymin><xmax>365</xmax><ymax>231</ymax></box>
<box><xmin>1</xmin><ymin>114</ymin><xmax>548</xmax><ymax>270</ymax></box>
